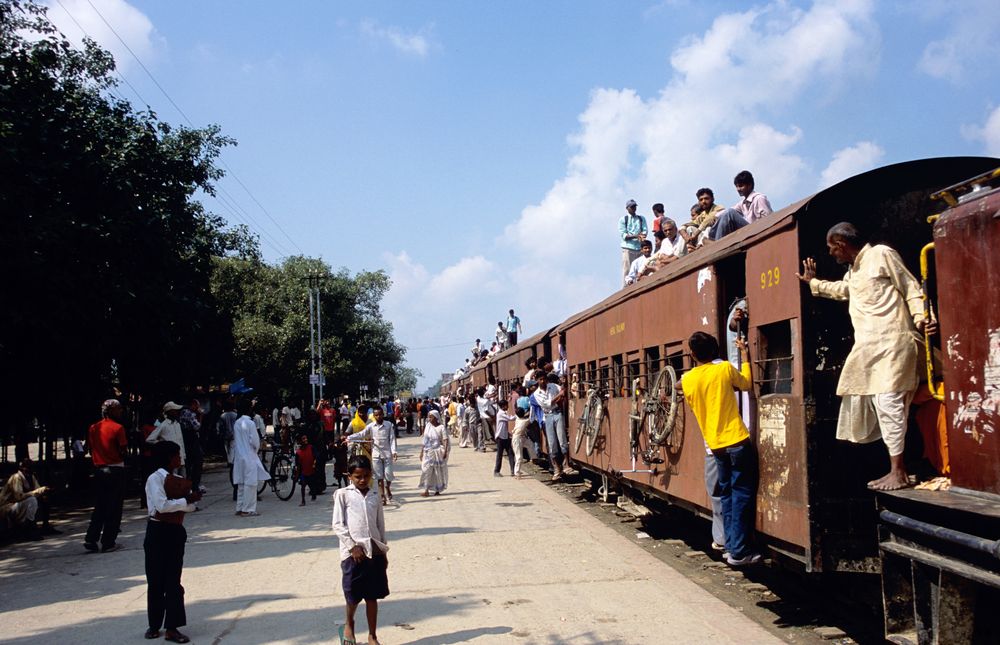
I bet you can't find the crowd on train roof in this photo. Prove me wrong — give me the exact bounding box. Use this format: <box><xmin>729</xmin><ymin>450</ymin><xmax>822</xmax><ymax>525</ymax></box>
<box><xmin>620</xmin><ymin>169</ymin><xmax>772</xmax><ymax>287</ymax></box>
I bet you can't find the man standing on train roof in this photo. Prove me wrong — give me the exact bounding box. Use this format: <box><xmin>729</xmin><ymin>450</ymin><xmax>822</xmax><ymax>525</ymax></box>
<box><xmin>705</xmin><ymin>171</ymin><xmax>774</xmax><ymax>242</ymax></box>
<box><xmin>506</xmin><ymin>309</ymin><xmax>523</xmax><ymax>347</ymax></box>
<box><xmin>618</xmin><ymin>199</ymin><xmax>647</xmax><ymax>286</ymax></box>
<box><xmin>797</xmin><ymin>222</ymin><xmax>932</xmax><ymax>491</ymax></box>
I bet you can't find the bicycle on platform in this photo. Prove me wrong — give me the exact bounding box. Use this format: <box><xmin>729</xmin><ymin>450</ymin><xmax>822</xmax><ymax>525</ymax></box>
<box><xmin>258</xmin><ymin>437</ymin><xmax>298</xmax><ymax>501</ymax></box>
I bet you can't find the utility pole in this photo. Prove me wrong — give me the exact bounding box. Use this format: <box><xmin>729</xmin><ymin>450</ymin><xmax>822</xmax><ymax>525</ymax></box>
<box><xmin>305</xmin><ymin>270</ymin><xmax>325</xmax><ymax>408</ymax></box>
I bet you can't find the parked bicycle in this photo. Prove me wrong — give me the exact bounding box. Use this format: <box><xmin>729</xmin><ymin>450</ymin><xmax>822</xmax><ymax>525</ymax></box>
<box><xmin>574</xmin><ymin>382</ymin><xmax>607</xmax><ymax>456</ymax></box>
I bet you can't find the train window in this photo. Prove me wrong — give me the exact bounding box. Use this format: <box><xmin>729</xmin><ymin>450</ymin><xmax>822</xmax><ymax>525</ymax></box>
<box><xmin>598</xmin><ymin>358</ymin><xmax>610</xmax><ymax>395</ymax></box>
<box><xmin>611</xmin><ymin>354</ymin><xmax>624</xmax><ymax>397</ymax></box>
<box><xmin>666</xmin><ymin>346</ymin><xmax>685</xmax><ymax>378</ymax></box>
<box><xmin>756</xmin><ymin>320</ymin><xmax>794</xmax><ymax>395</ymax></box>
<box><xmin>586</xmin><ymin>360</ymin><xmax>597</xmax><ymax>390</ymax></box>
<box><xmin>643</xmin><ymin>346</ymin><xmax>660</xmax><ymax>390</ymax></box>
<box><xmin>626</xmin><ymin>352</ymin><xmax>641</xmax><ymax>397</ymax></box>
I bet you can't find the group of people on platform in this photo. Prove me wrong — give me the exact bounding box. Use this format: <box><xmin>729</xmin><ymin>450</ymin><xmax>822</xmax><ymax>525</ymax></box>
<box><xmin>619</xmin><ymin>170</ymin><xmax>773</xmax><ymax>287</ymax></box>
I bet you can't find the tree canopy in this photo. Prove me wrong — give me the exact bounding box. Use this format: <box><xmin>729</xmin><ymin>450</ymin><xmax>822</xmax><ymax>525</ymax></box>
<box><xmin>211</xmin><ymin>256</ymin><xmax>412</xmax><ymax>405</ymax></box>
<box><xmin>0</xmin><ymin>0</ymin><xmax>413</xmax><ymax>440</ymax></box>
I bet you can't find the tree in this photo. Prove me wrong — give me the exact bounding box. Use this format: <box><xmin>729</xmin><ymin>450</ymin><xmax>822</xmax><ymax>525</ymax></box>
<box><xmin>0</xmin><ymin>0</ymin><xmax>251</xmax><ymax>437</ymax></box>
<box><xmin>210</xmin><ymin>256</ymin><xmax>409</xmax><ymax>405</ymax></box>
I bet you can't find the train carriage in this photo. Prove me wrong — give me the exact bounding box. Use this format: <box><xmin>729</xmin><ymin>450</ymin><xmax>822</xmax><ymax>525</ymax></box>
<box><xmin>559</xmin><ymin>157</ymin><xmax>999</xmax><ymax>573</ymax></box>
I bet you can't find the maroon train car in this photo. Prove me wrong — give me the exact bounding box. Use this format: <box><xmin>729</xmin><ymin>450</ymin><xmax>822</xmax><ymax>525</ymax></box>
<box><xmin>877</xmin><ymin>167</ymin><xmax>1000</xmax><ymax>644</ymax></box>
<box><xmin>556</xmin><ymin>157</ymin><xmax>998</xmax><ymax>574</ymax></box>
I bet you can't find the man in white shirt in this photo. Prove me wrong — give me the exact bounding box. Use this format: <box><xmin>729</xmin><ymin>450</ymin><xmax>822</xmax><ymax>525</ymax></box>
<box><xmin>531</xmin><ymin>370</ymin><xmax>577</xmax><ymax>480</ymax></box>
<box><xmin>625</xmin><ymin>240</ymin><xmax>653</xmax><ymax>285</ymax></box>
<box><xmin>522</xmin><ymin>357</ymin><xmax>538</xmax><ymax>389</ymax></box>
<box><xmin>495</xmin><ymin>322</ymin><xmax>507</xmax><ymax>350</ymax></box>
<box><xmin>347</xmin><ymin>406</ymin><xmax>398</xmax><ymax>503</ymax></box>
<box><xmin>147</xmin><ymin>402</ymin><xmax>186</xmax><ymax>471</ymax></box>
<box><xmin>232</xmin><ymin>401</ymin><xmax>270</xmax><ymax>516</ymax></box>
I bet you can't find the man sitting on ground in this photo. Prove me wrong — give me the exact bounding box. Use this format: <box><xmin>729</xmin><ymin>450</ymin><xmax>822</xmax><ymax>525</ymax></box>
<box><xmin>0</xmin><ymin>458</ymin><xmax>57</xmax><ymax>540</ymax></box>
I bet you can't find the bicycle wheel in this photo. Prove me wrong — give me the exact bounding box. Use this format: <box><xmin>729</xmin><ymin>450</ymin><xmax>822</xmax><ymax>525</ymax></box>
<box><xmin>575</xmin><ymin>392</ymin><xmax>596</xmax><ymax>453</ymax></box>
<box><xmin>257</xmin><ymin>448</ymin><xmax>270</xmax><ymax>495</ymax></box>
<box><xmin>646</xmin><ymin>366</ymin><xmax>679</xmax><ymax>445</ymax></box>
<box><xmin>585</xmin><ymin>395</ymin><xmax>603</xmax><ymax>456</ymax></box>
<box><xmin>271</xmin><ymin>454</ymin><xmax>296</xmax><ymax>501</ymax></box>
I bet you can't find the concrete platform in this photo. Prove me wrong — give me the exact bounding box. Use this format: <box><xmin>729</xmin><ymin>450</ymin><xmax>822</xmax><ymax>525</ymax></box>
<box><xmin>0</xmin><ymin>434</ymin><xmax>779</xmax><ymax>644</ymax></box>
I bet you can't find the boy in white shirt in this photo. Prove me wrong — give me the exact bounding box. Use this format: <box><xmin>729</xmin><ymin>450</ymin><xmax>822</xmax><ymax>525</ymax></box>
<box><xmin>346</xmin><ymin>406</ymin><xmax>398</xmax><ymax>504</ymax></box>
<box><xmin>332</xmin><ymin>455</ymin><xmax>388</xmax><ymax>645</ymax></box>
<box><xmin>494</xmin><ymin>401</ymin><xmax>517</xmax><ymax>477</ymax></box>
<box><xmin>511</xmin><ymin>407</ymin><xmax>539</xmax><ymax>479</ymax></box>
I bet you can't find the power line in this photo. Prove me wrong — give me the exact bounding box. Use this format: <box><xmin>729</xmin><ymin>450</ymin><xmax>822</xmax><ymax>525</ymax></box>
<box><xmin>80</xmin><ymin>0</ymin><xmax>305</xmax><ymax>256</ymax></box>
<box><xmin>406</xmin><ymin>340</ymin><xmax>477</xmax><ymax>351</ymax></box>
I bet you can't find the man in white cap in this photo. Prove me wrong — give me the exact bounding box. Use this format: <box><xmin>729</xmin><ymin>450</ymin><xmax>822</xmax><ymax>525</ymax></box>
<box><xmin>618</xmin><ymin>199</ymin><xmax>647</xmax><ymax>287</ymax></box>
<box><xmin>147</xmin><ymin>402</ymin><xmax>186</xmax><ymax>473</ymax></box>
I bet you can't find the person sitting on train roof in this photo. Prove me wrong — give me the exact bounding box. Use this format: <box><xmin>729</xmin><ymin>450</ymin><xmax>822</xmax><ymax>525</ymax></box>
<box><xmin>680</xmin><ymin>188</ymin><xmax>724</xmax><ymax>247</ymax></box>
<box><xmin>699</xmin><ymin>171</ymin><xmax>775</xmax><ymax>246</ymax></box>
<box><xmin>471</xmin><ymin>339</ymin><xmax>482</xmax><ymax>361</ymax></box>
<box><xmin>796</xmin><ymin>222</ymin><xmax>932</xmax><ymax>491</ymax></box>
<box><xmin>680</xmin><ymin>331</ymin><xmax>762</xmax><ymax>567</ymax></box>
<box><xmin>625</xmin><ymin>240</ymin><xmax>653</xmax><ymax>286</ymax></box>
<box><xmin>619</xmin><ymin>199</ymin><xmax>648</xmax><ymax>287</ymax></box>
<box><xmin>639</xmin><ymin>218</ymin><xmax>687</xmax><ymax>280</ymax></box>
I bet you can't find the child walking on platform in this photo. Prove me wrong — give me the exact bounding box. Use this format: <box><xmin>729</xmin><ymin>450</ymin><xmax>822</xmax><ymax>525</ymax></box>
<box><xmin>511</xmin><ymin>406</ymin><xmax>538</xmax><ymax>479</ymax></box>
<box><xmin>295</xmin><ymin>432</ymin><xmax>318</xmax><ymax>506</ymax></box>
<box><xmin>333</xmin><ymin>455</ymin><xmax>388</xmax><ymax>645</ymax></box>
<box><xmin>493</xmin><ymin>400</ymin><xmax>516</xmax><ymax>477</ymax></box>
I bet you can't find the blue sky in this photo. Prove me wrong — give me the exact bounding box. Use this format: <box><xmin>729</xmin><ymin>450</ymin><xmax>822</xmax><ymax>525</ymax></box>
<box><xmin>43</xmin><ymin>0</ymin><xmax>1000</xmax><ymax>390</ymax></box>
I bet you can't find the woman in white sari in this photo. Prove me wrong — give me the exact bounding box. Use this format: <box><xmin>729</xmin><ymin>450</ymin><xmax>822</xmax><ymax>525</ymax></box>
<box><xmin>419</xmin><ymin>410</ymin><xmax>449</xmax><ymax>496</ymax></box>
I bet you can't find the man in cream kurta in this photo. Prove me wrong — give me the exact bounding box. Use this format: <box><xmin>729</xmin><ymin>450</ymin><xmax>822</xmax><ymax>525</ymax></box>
<box><xmin>798</xmin><ymin>222</ymin><xmax>928</xmax><ymax>491</ymax></box>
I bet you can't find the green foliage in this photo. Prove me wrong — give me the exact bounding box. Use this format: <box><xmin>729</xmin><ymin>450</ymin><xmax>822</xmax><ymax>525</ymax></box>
<box><xmin>210</xmin><ymin>256</ymin><xmax>409</xmax><ymax>404</ymax></box>
<box><xmin>0</xmin><ymin>0</ymin><xmax>252</xmax><ymax>429</ymax></box>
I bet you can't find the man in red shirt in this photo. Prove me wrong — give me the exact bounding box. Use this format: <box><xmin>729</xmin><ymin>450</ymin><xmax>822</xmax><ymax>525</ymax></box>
<box><xmin>84</xmin><ymin>398</ymin><xmax>128</xmax><ymax>553</ymax></box>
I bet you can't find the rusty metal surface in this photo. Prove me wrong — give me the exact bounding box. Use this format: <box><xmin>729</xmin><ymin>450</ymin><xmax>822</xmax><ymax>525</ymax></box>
<box><xmin>934</xmin><ymin>179</ymin><xmax>1000</xmax><ymax>494</ymax></box>
<box><xmin>556</xmin><ymin>157</ymin><xmax>1000</xmax><ymax>570</ymax></box>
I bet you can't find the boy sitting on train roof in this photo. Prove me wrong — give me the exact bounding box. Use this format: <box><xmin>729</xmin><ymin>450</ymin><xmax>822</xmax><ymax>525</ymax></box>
<box><xmin>681</xmin><ymin>331</ymin><xmax>762</xmax><ymax>567</ymax></box>
<box><xmin>797</xmin><ymin>222</ymin><xmax>934</xmax><ymax>491</ymax></box>
<box><xmin>687</xmin><ymin>171</ymin><xmax>774</xmax><ymax>251</ymax></box>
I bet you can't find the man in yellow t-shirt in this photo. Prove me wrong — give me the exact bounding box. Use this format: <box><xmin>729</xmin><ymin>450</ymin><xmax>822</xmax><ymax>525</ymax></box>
<box><xmin>681</xmin><ymin>331</ymin><xmax>761</xmax><ymax>567</ymax></box>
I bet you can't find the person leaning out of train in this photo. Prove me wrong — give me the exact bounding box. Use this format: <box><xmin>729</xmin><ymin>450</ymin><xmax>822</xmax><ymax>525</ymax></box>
<box><xmin>680</xmin><ymin>331</ymin><xmax>762</xmax><ymax>567</ymax></box>
<box><xmin>531</xmin><ymin>370</ymin><xmax>577</xmax><ymax>481</ymax></box>
<box><xmin>796</xmin><ymin>222</ymin><xmax>935</xmax><ymax>492</ymax></box>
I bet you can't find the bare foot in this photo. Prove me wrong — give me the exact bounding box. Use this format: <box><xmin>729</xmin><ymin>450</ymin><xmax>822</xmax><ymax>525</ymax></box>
<box><xmin>867</xmin><ymin>471</ymin><xmax>910</xmax><ymax>491</ymax></box>
<box><xmin>299</xmin><ymin>501</ymin><xmax>305</xmax><ymax>506</ymax></box>
<box><xmin>368</xmin><ymin>637</ymin><xmax>381</xmax><ymax>645</ymax></box>
<box><xmin>420</xmin><ymin>491</ymin><xmax>429</xmax><ymax>497</ymax></box>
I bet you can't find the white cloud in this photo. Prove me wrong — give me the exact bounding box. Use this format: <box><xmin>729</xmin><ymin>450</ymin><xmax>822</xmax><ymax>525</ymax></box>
<box><xmin>390</xmin><ymin>1</ymin><xmax>881</xmax><ymax>389</ymax></box>
<box><xmin>915</xmin><ymin>0</ymin><xmax>1000</xmax><ymax>82</ymax></box>
<box><xmin>819</xmin><ymin>141</ymin><xmax>885</xmax><ymax>188</ymax></box>
<box><xmin>961</xmin><ymin>106</ymin><xmax>1000</xmax><ymax>157</ymax></box>
<box><xmin>360</xmin><ymin>20</ymin><xmax>435</xmax><ymax>58</ymax></box>
<box><xmin>42</xmin><ymin>0</ymin><xmax>162</xmax><ymax>73</ymax></box>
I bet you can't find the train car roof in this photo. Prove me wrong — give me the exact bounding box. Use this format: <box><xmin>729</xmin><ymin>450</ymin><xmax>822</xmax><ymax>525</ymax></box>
<box><xmin>491</xmin><ymin>327</ymin><xmax>557</xmax><ymax>362</ymax></box>
<box><xmin>556</xmin><ymin>156</ymin><xmax>998</xmax><ymax>333</ymax></box>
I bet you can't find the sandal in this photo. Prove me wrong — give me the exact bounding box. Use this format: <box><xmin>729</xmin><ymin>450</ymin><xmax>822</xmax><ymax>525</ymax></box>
<box><xmin>419</xmin><ymin>491</ymin><xmax>429</xmax><ymax>497</ymax></box>
<box><xmin>165</xmin><ymin>630</ymin><xmax>190</xmax><ymax>643</ymax></box>
<box><xmin>144</xmin><ymin>628</ymin><xmax>160</xmax><ymax>639</ymax></box>
<box><xmin>338</xmin><ymin>624</ymin><xmax>357</xmax><ymax>645</ymax></box>
<box><xmin>243</xmin><ymin>511</ymin><xmax>261</xmax><ymax>517</ymax></box>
